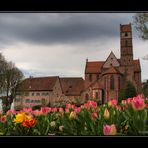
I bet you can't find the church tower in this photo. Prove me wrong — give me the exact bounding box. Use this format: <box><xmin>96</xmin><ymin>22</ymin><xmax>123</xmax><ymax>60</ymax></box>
<box><xmin>120</xmin><ymin>23</ymin><xmax>133</xmax><ymax>66</ymax></box>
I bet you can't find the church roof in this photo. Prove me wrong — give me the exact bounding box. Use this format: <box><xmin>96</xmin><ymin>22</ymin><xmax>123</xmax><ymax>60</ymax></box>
<box><xmin>17</xmin><ymin>76</ymin><xmax>58</xmax><ymax>91</ymax></box>
<box><xmin>85</xmin><ymin>59</ymin><xmax>141</xmax><ymax>74</ymax></box>
<box><xmin>85</xmin><ymin>61</ymin><xmax>104</xmax><ymax>74</ymax></box>
<box><xmin>60</xmin><ymin>77</ymin><xmax>84</xmax><ymax>96</ymax></box>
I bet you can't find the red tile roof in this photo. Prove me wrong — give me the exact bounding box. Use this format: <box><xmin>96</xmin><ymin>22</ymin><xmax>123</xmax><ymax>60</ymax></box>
<box><xmin>60</xmin><ymin>77</ymin><xmax>84</xmax><ymax>96</ymax></box>
<box><xmin>85</xmin><ymin>61</ymin><xmax>104</xmax><ymax>74</ymax></box>
<box><xmin>17</xmin><ymin>76</ymin><xmax>58</xmax><ymax>91</ymax></box>
<box><xmin>120</xmin><ymin>24</ymin><xmax>131</xmax><ymax>32</ymax></box>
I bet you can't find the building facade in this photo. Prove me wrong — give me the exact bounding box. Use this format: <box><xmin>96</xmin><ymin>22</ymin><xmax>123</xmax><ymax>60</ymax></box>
<box><xmin>14</xmin><ymin>23</ymin><xmax>142</xmax><ymax>109</ymax></box>
<box><xmin>83</xmin><ymin>23</ymin><xmax>141</xmax><ymax>103</ymax></box>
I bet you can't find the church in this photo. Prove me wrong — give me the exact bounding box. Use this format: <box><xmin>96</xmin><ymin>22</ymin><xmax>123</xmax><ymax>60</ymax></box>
<box><xmin>14</xmin><ymin>23</ymin><xmax>142</xmax><ymax>109</ymax></box>
<box><xmin>82</xmin><ymin>23</ymin><xmax>141</xmax><ymax>103</ymax></box>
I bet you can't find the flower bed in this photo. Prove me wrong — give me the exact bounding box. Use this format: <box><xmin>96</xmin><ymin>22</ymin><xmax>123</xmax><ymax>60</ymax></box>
<box><xmin>0</xmin><ymin>94</ymin><xmax>148</xmax><ymax>136</ymax></box>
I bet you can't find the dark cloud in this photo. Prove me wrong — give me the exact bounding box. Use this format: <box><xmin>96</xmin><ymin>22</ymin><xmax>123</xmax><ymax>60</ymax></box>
<box><xmin>0</xmin><ymin>13</ymin><xmax>134</xmax><ymax>46</ymax></box>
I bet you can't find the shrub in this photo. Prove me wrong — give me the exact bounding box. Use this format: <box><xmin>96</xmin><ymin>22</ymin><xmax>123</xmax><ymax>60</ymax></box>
<box><xmin>32</xmin><ymin>105</ymin><xmax>42</xmax><ymax>110</ymax></box>
<box><xmin>125</xmin><ymin>81</ymin><xmax>137</xmax><ymax>99</ymax></box>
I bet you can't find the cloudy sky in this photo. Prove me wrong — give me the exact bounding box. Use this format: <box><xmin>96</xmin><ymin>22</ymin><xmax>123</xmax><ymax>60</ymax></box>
<box><xmin>0</xmin><ymin>13</ymin><xmax>148</xmax><ymax>81</ymax></box>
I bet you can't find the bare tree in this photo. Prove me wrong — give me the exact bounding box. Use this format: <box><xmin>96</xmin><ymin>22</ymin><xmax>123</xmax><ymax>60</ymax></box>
<box><xmin>133</xmin><ymin>13</ymin><xmax>148</xmax><ymax>60</ymax></box>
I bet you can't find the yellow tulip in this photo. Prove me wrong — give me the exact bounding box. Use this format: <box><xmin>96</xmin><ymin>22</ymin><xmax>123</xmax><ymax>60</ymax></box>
<box><xmin>104</xmin><ymin>108</ymin><xmax>110</xmax><ymax>119</ymax></box>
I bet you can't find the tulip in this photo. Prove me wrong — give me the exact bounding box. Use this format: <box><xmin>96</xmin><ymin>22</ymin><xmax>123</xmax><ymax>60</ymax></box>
<box><xmin>103</xmin><ymin>124</ymin><xmax>117</xmax><ymax>135</ymax></box>
<box><xmin>69</xmin><ymin>111</ymin><xmax>77</xmax><ymax>120</ymax></box>
<box><xmin>0</xmin><ymin>115</ymin><xmax>6</xmax><ymax>123</ymax></box>
<box><xmin>104</xmin><ymin>108</ymin><xmax>110</xmax><ymax>119</ymax></box>
<box><xmin>108</xmin><ymin>99</ymin><xmax>117</xmax><ymax>107</ymax></box>
<box><xmin>59</xmin><ymin>125</ymin><xmax>64</xmax><ymax>132</ymax></box>
<box><xmin>50</xmin><ymin>121</ymin><xmax>56</xmax><ymax>127</ymax></box>
<box><xmin>91</xmin><ymin>112</ymin><xmax>98</xmax><ymax>120</ymax></box>
<box><xmin>132</xmin><ymin>97</ymin><xmax>145</xmax><ymax>110</ymax></box>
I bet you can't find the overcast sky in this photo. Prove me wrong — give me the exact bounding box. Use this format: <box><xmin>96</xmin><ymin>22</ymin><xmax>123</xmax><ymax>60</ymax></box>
<box><xmin>0</xmin><ymin>13</ymin><xmax>148</xmax><ymax>81</ymax></box>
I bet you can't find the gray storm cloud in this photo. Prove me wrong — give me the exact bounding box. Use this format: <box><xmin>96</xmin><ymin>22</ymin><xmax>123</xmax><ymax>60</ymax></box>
<box><xmin>0</xmin><ymin>13</ymin><xmax>133</xmax><ymax>46</ymax></box>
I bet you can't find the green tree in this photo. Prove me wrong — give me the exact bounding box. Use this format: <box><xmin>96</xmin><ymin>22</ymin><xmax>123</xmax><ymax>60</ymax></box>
<box><xmin>118</xmin><ymin>89</ymin><xmax>125</xmax><ymax>103</ymax></box>
<box><xmin>125</xmin><ymin>81</ymin><xmax>137</xmax><ymax>99</ymax></box>
<box><xmin>142</xmin><ymin>80</ymin><xmax>148</xmax><ymax>98</ymax></box>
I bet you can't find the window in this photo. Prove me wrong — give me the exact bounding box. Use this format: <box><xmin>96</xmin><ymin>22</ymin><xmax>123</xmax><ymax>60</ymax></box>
<box><xmin>96</xmin><ymin>75</ymin><xmax>99</xmax><ymax>80</ymax></box>
<box><xmin>95</xmin><ymin>92</ymin><xmax>98</xmax><ymax>99</ymax></box>
<box><xmin>85</xmin><ymin>93</ymin><xmax>89</xmax><ymax>101</ymax></box>
<box><xmin>36</xmin><ymin>93</ymin><xmax>40</xmax><ymax>96</ymax></box>
<box><xmin>125</xmin><ymin>32</ymin><xmax>128</xmax><ymax>37</ymax></box>
<box><xmin>110</xmin><ymin>75</ymin><xmax>114</xmax><ymax>90</ymax></box>
<box><xmin>89</xmin><ymin>74</ymin><xmax>92</xmax><ymax>82</ymax></box>
<box><xmin>32</xmin><ymin>93</ymin><xmax>34</xmax><ymax>96</ymax></box>
<box><xmin>25</xmin><ymin>99</ymin><xmax>30</xmax><ymax>103</ymax></box>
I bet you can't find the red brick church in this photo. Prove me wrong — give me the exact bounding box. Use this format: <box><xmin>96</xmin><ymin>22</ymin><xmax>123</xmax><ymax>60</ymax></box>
<box><xmin>82</xmin><ymin>23</ymin><xmax>141</xmax><ymax>103</ymax></box>
<box><xmin>14</xmin><ymin>23</ymin><xmax>142</xmax><ymax>109</ymax></box>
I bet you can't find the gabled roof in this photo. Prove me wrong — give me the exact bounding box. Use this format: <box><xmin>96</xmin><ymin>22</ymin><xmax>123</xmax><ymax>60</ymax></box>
<box><xmin>60</xmin><ymin>77</ymin><xmax>84</xmax><ymax>96</ymax></box>
<box><xmin>102</xmin><ymin>66</ymin><xmax>121</xmax><ymax>75</ymax></box>
<box><xmin>17</xmin><ymin>76</ymin><xmax>58</xmax><ymax>91</ymax></box>
<box><xmin>85</xmin><ymin>61</ymin><xmax>104</xmax><ymax>74</ymax></box>
<box><xmin>103</xmin><ymin>51</ymin><xmax>120</xmax><ymax>68</ymax></box>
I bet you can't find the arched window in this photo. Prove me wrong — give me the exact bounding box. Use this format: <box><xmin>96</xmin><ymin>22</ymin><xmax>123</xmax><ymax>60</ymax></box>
<box><xmin>85</xmin><ymin>93</ymin><xmax>89</xmax><ymax>101</ymax></box>
<box><xmin>110</xmin><ymin>75</ymin><xmax>114</xmax><ymax>90</ymax></box>
<box><xmin>95</xmin><ymin>92</ymin><xmax>98</xmax><ymax>99</ymax></box>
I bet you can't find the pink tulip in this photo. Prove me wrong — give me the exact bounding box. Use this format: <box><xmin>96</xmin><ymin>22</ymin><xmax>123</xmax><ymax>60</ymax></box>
<box><xmin>127</xmin><ymin>98</ymin><xmax>133</xmax><ymax>104</ymax></box>
<box><xmin>23</xmin><ymin>108</ymin><xmax>32</xmax><ymax>113</ymax></box>
<box><xmin>121</xmin><ymin>100</ymin><xmax>127</xmax><ymax>105</ymax></box>
<box><xmin>59</xmin><ymin>108</ymin><xmax>64</xmax><ymax>112</ymax></box>
<box><xmin>52</xmin><ymin>108</ymin><xmax>58</xmax><ymax>112</ymax></box>
<box><xmin>87</xmin><ymin>100</ymin><xmax>97</xmax><ymax>108</ymax></box>
<box><xmin>132</xmin><ymin>97</ymin><xmax>145</xmax><ymax>110</ymax></box>
<box><xmin>74</xmin><ymin>107</ymin><xmax>81</xmax><ymax>113</ymax></box>
<box><xmin>65</xmin><ymin>108</ymin><xmax>69</xmax><ymax>113</ymax></box>
<box><xmin>33</xmin><ymin>110</ymin><xmax>43</xmax><ymax>116</ymax></box>
<box><xmin>91</xmin><ymin>112</ymin><xmax>98</xmax><ymax>120</ymax></box>
<box><xmin>103</xmin><ymin>124</ymin><xmax>117</xmax><ymax>135</ymax></box>
<box><xmin>0</xmin><ymin>115</ymin><xmax>6</xmax><ymax>123</ymax></box>
<box><xmin>66</xmin><ymin>104</ymin><xmax>72</xmax><ymax>109</ymax></box>
<box><xmin>108</xmin><ymin>99</ymin><xmax>117</xmax><ymax>107</ymax></box>
<box><xmin>6</xmin><ymin>109</ymin><xmax>16</xmax><ymax>115</ymax></box>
